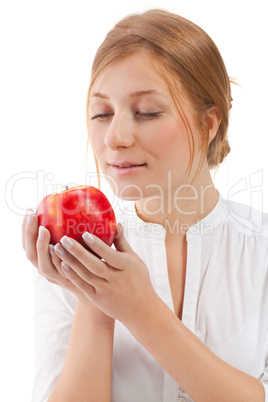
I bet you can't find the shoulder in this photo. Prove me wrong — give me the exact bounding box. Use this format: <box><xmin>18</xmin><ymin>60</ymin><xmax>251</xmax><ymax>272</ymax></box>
<box><xmin>203</xmin><ymin>196</ymin><xmax>268</xmax><ymax>279</ymax></box>
<box><xmin>224</xmin><ymin>197</ymin><xmax>268</xmax><ymax>239</ymax></box>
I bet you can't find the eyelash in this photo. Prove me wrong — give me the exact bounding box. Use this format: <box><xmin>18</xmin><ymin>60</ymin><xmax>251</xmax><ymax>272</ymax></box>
<box><xmin>91</xmin><ymin>111</ymin><xmax>162</xmax><ymax>121</ymax></box>
<box><xmin>91</xmin><ymin>113</ymin><xmax>113</xmax><ymax>120</ymax></box>
<box><xmin>137</xmin><ymin>112</ymin><xmax>162</xmax><ymax>119</ymax></box>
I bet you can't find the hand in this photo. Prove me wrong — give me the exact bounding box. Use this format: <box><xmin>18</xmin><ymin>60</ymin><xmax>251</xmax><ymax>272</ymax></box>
<box><xmin>21</xmin><ymin>210</ymin><xmax>114</xmax><ymax>325</ymax></box>
<box><xmin>22</xmin><ymin>210</ymin><xmax>75</xmax><ymax>289</ymax></box>
<box><xmin>54</xmin><ymin>223</ymin><xmax>159</xmax><ymax>327</ymax></box>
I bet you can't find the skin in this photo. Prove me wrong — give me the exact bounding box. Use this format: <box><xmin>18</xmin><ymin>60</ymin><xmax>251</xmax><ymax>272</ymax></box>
<box><xmin>89</xmin><ymin>52</ymin><xmax>220</xmax><ymax>236</ymax></box>
<box><xmin>22</xmin><ymin>52</ymin><xmax>265</xmax><ymax>401</ymax></box>
<box><xmin>22</xmin><ymin>214</ymin><xmax>116</xmax><ymax>401</ymax></box>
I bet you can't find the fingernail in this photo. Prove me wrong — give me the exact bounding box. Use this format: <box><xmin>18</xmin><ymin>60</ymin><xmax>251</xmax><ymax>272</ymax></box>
<box><xmin>61</xmin><ymin>236</ymin><xmax>73</xmax><ymax>249</ymax></box>
<box><xmin>49</xmin><ymin>245</ymin><xmax>55</xmax><ymax>256</ymax></box>
<box><xmin>82</xmin><ymin>232</ymin><xmax>95</xmax><ymax>244</ymax></box>
<box><xmin>54</xmin><ymin>243</ymin><xmax>66</xmax><ymax>255</ymax></box>
<box><xmin>23</xmin><ymin>211</ymin><xmax>28</xmax><ymax>222</ymax></box>
<box><xmin>62</xmin><ymin>261</ymin><xmax>71</xmax><ymax>271</ymax></box>
<box><xmin>38</xmin><ymin>226</ymin><xmax>46</xmax><ymax>240</ymax></box>
<box><xmin>27</xmin><ymin>211</ymin><xmax>34</xmax><ymax>225</ymax></box>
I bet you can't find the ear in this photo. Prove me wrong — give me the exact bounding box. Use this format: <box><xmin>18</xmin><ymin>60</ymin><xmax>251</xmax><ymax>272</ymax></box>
<box><xmin>206</xmin><ymin>106</ymin><xmax>222</xmax><ymax>144</ymax></box>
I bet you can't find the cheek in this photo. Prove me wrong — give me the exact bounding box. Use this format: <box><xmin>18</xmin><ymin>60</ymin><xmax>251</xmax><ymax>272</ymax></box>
<box><xmin>89</xmin><ymin>128</ymin><xmax>104</xmax><ymax>158</ymax></box>
<box><xmin>150</xmin><ymin>120</ymin><xmax>190</xmax><ymax>159</ymax></box>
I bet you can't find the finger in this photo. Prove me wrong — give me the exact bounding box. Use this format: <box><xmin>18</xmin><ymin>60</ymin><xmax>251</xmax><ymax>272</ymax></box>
<box><xmin>21</xmin><ymin>211</ymin><xmax>28</xmax><ymax>250</ymax></box>
<box><xmin>24</xmin><ymin>211</ymin><xmax>39</xmax><ymax>267</ymax></box>
<box><xmin>36</xmin><ymin>226</ymin><xmax>52</xmax><ymax>276</ymax></box>
<box><xmin>81</xmin><ymin>232</ymin><xmax>125</xmax><ymax>269</ymax></box>
<box><xmin>22</xmin><ymin>208</ymin><xmax>35</xmax><ymax>250</ymax></box>
<box><xmin>49</xmin><ymin>245</ymin><xmax>68</xmax><ymax>278</ymax></box>
<box><xmin>113</xmin><ymin>223</ymin><xmax>135</xmax><ymax>254</ymax></box>
<box><xmin>36</xmin><ymin>226</ymin><xmax>72</xmax><ymax>289</ymax></box>
<box><xmin>54</xmin><ymin>241</ymin><xmax>108</xmax><ymax>285</ymax></box>
<box><xmin>59</xmin><ymin>261</ymin><xmax>96</xmax><ymax>299</ymax></box>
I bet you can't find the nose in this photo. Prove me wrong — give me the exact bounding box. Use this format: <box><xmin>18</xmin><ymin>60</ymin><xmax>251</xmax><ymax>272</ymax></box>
<box><xmin>104</xmin><ymin>113</ymin><xmax>135</xmax><ymax>150</ymax></box>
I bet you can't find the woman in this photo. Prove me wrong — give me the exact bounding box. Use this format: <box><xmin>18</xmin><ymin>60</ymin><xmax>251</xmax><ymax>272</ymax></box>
<box><xmin>22</xmin><ymin>9</ymin><xmax>268</xmax><ymax>402</ymax></box>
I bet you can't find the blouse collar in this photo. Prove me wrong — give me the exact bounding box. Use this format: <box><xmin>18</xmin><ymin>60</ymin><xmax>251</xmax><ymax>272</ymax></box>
<box><xmin>186</xmin><ymin>191</ymin><xmax>228</xmax><ymax>240</ymax></box>
<box><xmin>121</xmin><ymin>190</ymin><xmax>227</xmax><ymax>242</ymax></box>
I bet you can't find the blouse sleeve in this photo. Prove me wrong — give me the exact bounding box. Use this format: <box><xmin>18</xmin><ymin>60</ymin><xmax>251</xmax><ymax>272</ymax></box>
<box><xmin>31</xmin><ymin>269</ymin><xmax>76</xmax><ymax>402</ymax></box>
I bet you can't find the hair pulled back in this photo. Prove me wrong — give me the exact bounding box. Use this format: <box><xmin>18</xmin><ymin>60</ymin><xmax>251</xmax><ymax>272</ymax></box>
<box><xmin>87</xmin><ymin>9</ymin><xmax>232</xmax><ymax>178</ymax></box>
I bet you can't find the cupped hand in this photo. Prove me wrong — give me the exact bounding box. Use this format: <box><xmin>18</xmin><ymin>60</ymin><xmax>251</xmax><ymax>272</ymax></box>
<box><xmin>52</xmin><ymin>223</ymin><xmax>159</xmax><ymax>327</ymax></box>
<box><xmin>21</xmin><ymin>210</ymin><xmax>115</xmax><ymax>325</ymax></box>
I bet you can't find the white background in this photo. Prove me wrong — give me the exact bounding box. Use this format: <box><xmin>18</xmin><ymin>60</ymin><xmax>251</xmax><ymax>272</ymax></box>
<box><xmin>1</xmin><ymin>0</ymin><xmax>267</xmax><ymax>400</ymax></box>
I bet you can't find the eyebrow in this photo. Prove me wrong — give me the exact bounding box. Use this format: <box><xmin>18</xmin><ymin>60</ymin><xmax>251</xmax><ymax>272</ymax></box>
<box><xmin>92</xmin><ymin>89</ymin><xmax>163</xmax><ymax>99</ymax></box>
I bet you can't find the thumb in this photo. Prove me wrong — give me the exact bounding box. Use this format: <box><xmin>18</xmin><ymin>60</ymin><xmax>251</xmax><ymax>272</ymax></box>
<box><xmin>114</xmin><ymin>223</ymin><xmax>134</xmax><ymax>254</ymax></box>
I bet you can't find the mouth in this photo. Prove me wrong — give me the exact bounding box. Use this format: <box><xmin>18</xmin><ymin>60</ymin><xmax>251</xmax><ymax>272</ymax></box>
<box><xmin>109</xmin><ymin>161</ymin><xmax>147</xmax><ymax>175</ymax></box>
<box><xmin>109</xmin><ymin>161</ymin><xmax>147</xmax><ymax>168</ymax></box>
<box><xmin>111</xmin><ymin>163</ymin><xmax>147</xmax><ymax>168</ymax></box>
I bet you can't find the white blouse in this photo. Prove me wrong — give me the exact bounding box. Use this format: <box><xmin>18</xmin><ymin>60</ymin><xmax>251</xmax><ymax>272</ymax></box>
<box><xmin>32</xmin><ymin>191</ymin><xmax>268</xmax><ymax>402</ymax></box>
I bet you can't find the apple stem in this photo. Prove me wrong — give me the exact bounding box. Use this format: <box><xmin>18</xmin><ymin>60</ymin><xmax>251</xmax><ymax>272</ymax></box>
<box><xmin>65</xmin><ymin>186</ymin><xmax>69</xmax><ymax>191</ymax></box>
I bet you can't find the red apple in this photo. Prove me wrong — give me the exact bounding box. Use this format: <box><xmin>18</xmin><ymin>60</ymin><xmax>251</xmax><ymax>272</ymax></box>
<box><xmin>36</xmin><ymin>185</ymin><xmax>116</xmax><ymax>248</ymax></box>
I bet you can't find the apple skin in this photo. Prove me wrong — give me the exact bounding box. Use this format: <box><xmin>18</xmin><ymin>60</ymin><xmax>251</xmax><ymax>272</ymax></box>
<box><xmin>36</xmin><ymin>185</ymin><xmax>116</xmax><ymax>248</ymax></box>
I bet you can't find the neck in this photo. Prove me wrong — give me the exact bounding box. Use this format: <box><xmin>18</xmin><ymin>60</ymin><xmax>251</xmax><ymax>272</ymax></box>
<box><xmin>135</xmin><ymin>166</ymin><xmax>219</xmax><ymax>241</ymax></box>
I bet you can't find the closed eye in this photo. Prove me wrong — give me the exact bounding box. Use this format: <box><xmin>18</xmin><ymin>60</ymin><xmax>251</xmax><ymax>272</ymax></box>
<box><xmin>91</xmin><ymin>113</ymin><xmax>113</xmax><ymax>120</ymax></box>
<box><xmin>91</xmin><ymin>111</ymin><xmax>162</xmax><ymax>121</ymax></box>
<box><xmin>136</xmin><ymin>111</ymin><xmax>162</xmax><ymax>119</ymax></box>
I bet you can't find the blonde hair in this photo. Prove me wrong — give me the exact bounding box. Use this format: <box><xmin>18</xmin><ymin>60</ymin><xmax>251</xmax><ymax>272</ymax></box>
<box><xmin>86</xmin><ymin>9</ymin><xmax>232</xmax><ymax>186</ymax></box>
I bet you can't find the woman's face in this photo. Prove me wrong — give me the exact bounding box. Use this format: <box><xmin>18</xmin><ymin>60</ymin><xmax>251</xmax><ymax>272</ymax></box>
<box><xmin>88</xmin><ymin>52</ymin><xmax>201</xmax><ymax>200</ymax></box>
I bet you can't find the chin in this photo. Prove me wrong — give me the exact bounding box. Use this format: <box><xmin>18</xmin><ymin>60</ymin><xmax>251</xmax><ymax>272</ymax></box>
<box><xmin>110</xmin><ymin>186</ymin><xmax>145</xmax><ymax>201</ymax></box>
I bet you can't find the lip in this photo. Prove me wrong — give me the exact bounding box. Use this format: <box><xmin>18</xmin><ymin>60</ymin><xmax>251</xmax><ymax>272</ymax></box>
<box><xmin>109</xmin><ymin>161</ymin><xmax>147</xmax><ymax>175</ymax></box>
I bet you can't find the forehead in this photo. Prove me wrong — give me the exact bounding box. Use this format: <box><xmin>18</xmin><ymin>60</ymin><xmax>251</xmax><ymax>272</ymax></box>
<box><xmin>91</xmin><ymin>53</ymin><xmax>170</xmax><ymax>97</ymax></box>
